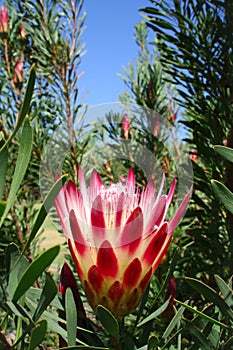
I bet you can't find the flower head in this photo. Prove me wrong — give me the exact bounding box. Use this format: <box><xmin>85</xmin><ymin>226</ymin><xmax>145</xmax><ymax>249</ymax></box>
<box><xmin>55</xmin><ymin>167</ymin><xmax>191</xmax><ymax>319</ymax></box>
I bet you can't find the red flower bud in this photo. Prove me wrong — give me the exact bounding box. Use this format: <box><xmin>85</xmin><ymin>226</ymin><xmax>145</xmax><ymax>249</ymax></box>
<box><xmin>121</xmin><ymin>113</ymin><xmax>130</xmax><ymax>139</ymax></box>
<box><xmin>0</xmin><ymin>6</ymin><xmax>8</xmax><ymax>34</ymax></box>
<box><xmin>189</xmin><ymin>149</ymin><xmax>197</xmax><ymax>162</ymax></box>
<box><xmin>162</xmin><ymin>275</ymin><xmax>176</xmax><ymax>320</ymax></box>
<box><xmin>19</xmin><ymin>26</ymin><xmax>26</xmax><ymax>39</ymax></box>
<box><xmin>59</xmin><ymin>262</ymin><xmax>87</xmax><ymax>347</ymax></box>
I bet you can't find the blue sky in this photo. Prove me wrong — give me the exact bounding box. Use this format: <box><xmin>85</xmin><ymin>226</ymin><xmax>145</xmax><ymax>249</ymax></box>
<box><xmin>79</xmin><ymin>0</ymin><xmax>151</xmax><ymax>106</ymax></box>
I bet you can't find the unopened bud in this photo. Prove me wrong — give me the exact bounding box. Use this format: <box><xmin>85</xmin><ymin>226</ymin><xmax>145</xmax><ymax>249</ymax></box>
<box><xmin>121</xmin><ymin>113</ymin><xmax>130</xmax><ymax>139</ymax></box>
<box><xmin>19</xmin><ymin>26</ymin><xmax>26</xmax><ymax>39</ymax></box>
<box><xmin>0</xmin><ymin>6</ymin><xmax>8</xmax><ymax>34</ymax></box>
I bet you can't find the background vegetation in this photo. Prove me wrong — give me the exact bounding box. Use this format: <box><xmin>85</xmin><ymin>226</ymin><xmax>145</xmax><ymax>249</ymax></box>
<box><xmin>1</xmin><ymin>0</ymin><xmax>233</xmax><ymax>349</ymax></box>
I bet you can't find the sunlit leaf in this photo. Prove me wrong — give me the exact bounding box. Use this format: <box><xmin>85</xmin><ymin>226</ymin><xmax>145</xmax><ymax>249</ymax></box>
<box><xmin>12</xmin><ymin>245</ymin><xmax>60</xmax><ymax>302</ymax></box>
<box><xmin>0</xmin><ymin>64</ymin><xmax>36</xmax><ymax>153</ymax></box>
<box><xmin>0</xmin><ymin>118</ymin><xmax>33</xmax><ymax>226</ymax></box>
<box><xmin>21</xmin><ymin>174</ymin><xmax>68</xmax><ymax>255</ymax></box>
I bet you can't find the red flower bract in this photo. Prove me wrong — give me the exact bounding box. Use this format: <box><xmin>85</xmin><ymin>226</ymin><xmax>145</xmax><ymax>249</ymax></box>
<box><xmin>55</xmin><ymin>167</ymin><xmax>191</xmax><ymax>320</ymax></box>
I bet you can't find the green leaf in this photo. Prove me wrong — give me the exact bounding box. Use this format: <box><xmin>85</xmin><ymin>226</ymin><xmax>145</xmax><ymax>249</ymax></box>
<box><xmin>29</xmin><ymin>319</ymin><xmax>47</xmax><ymax>350</ymax></box>
<box><xmin>12</xmin><ymin>245</ymin><xmax>60</xmax><ymax>302</ymax></box>
<box><xmin>214</xmin><ymin>145</ymin><xmax>233</xmax><ymax>163</ymax></box>
<box><xmin>214</xmin><ymin>274</ymin><xmax>233</xmax><ymax>308</ymax></box>
<box><xmin>21</xmin><ymin>174</ymin><xmax>68</xmax><ymax>255</ymax></box>
<box><xmin>211</xmin><ymin>180</ymin><xmax>233</xmax><ymax>214</ymax></box>
<box><xmin>162</xmin><ymin>303</ymin><xmax>186</xmax><ymax>339</ymax></box>
<box><xmin>175</xmin><ymin>299</ymin><xmax>228</xmax><ymax>330</ymax></box>
<box><xmin>33</xmin><ymin>273</ymin><xmax>57</xmax><ymax>322</ymax></box>
<box><xmin>0</xmin><ymin>141</ymin><xmax>8</xmax><ymax>199</ymax></box>
<box><xmin>0</xmin><ymin>64</ymin><xmax>36</xmax><ymax>153</ymax></box>
<box><xmin>186</xmin><ymin>277</ymin><xmax>233</xmax><ymax>321</ymax></box>
<box><xmin>6</xmin><ymin>243</ymin><xmax>29</xmax><ymax>300</ymax></box>
<box><xmin>26</xmin><ymin>286</ymin><xmax>63</xmax><ymax>310</ymax></box>
<box><xmin>0</xmin><ymin>118</ymin><xmax>33</xmax><ymax>226</ymax></box>
<box><xmin>184</xmin><ymin>319</ymin><xmax>214</xmax><ymax>350</ymax></box>
<box><xmin>222</xmin><ymin>335</ymin><xmax>233</xmax><ymax>350</ymax></box>
<box><xmin>96</xmin><ymin>305</ymin><xmax>120</xmax><ymax>341</ymax></box>
<box><xmin>6</xmin><ymin>301</ymin><xmax>33</xmax><ymax>323</ymax></box>
<box><xmin>0</xmin><ymin>200</ymin><xmax>7</xmax><ymax>218</ymax></box>
<box><xmin>137</xmin><ymin>298</ymin><xmax>171</xmax><ymax>327</ymax></box>
<box><xmin>65</xmin><ymin>287</ymin><xmax>78</xmax><ymax>347</ymax></box>
<box><xmin>25</xmin><ymin>295</ymin><xmax>69</xmax><ymax>345</ymax></box>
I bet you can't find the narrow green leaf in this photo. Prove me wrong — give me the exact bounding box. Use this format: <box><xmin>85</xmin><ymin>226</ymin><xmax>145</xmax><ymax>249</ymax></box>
<box><xmin>12</xmin><ymin>245</ymin><xmax>60</xmax><ymax>302</ymax></box>
<box><xmin>160</xmin><ymin>328</ymin><xmax>183</xmax><ymax>350</ymax></box>
<box><xmin>29</xmin><ymin>319</ymin><xmax>47</xmax><ymax>350</ymax></box>
<box><xmin>25</xmin><ymin>296</ymin><xmax>69</xmax><ymax>345</ymax></box>
<box><xmin>184</xmin><ymin>319</ymin><xmax>214</xmax><ymax>350</ymax></box>
<box><xmin>175</xmin><ymin>299</ymin><xmax>228</xmax><ymax>330</ymax></box>
<box><xmin>27</xmin><ymin>286</ymin><xmax>63</xmax><ymax>310</ymax></box>
<box><xmin>214</xmin><ymin>145</ymin><xmax>233</xmax><ymax>163</ymax></box>
<box><xmin>0</xmin><ymin>118</ymin><xmax>33</xmax><ymax>227</ymax></box>
<box><xmin>137</xmin><ymin>298</ymin><xmax>171</xmax><ymax>327</ymax></box>
<box><xmin>0</xmin><ymin>64</ymin><xmax>36</xmax><ymax>153</ymax></box>
<box><xmin>6</xmin><ymin>243</ymin><xmax>29</xmax><ymax>300</ymax></box>
<box><xmin>21</xmin><ymin>174</ymin><xmax>68</xmax><ymax>255</ymax></box>
<box><xmin>222</xmin><ymin>335</ymin><xmax>233</xmax><ymax>350</ymax></box>
<box><xmin>162</xmin><ymin>303</ymin><xmax>186</xmax><ymax>339</ymax></box>
<box><xmin>96</xmin><ymin>305</ymin><xmax>120</xmax><ymax>341</ymax></box>
<box><xmin>211</xmin><ymin>180</ymin><xmax>233</xmax><ymax>214</ymax></box>
<box><xmin>186</xmin><ymin>277</ymin><xmax>233</xmax><ymax>321</ymax></box>
<box><xmin>6</xmin><ymin>301</ymin><xmax>33</xmax><ymax>323</ymax></box>
<box><xmin>214</xmin><ymin>274</ymin><xmax>233</xmax><ymax>308</ymax></box>
<box><xmin>0</xmin><ymin>141</ymin><xmax>8</xmax><ymax>199</ymax></box>
<box><xmin>0</xmin><ymin>200</ymin><xmax>7</xmax><ymax>218</ymax></box>
<box><xmin>66</xmin><ymin>287</ymin><xmax>78</xmax><ymax>347</ymax></box>
<box><xmin>33</xmin><ymin>273</ymin><xmax>57</xmax><ymax>322</ymax></box>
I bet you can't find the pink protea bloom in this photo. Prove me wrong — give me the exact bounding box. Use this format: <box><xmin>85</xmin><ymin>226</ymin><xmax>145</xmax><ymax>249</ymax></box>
<box><xmin>0</xmin><ymin>6</ymin><xmax>8</xmax><ymax>33</ymax></box>
<box><xmin>55</xmin><ymin>167</ymin><xmax>191</xmax><ymax>320</ymax></box>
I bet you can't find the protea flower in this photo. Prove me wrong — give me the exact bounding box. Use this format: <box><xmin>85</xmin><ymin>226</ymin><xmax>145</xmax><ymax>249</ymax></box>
<box><xmin>55</xmin><ymin>167</ymin><xmax>191</xmax><ymax>320</ymax></box>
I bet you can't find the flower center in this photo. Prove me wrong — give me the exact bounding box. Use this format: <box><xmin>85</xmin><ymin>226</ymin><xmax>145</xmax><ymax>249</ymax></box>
<box><xmin>98</xmin><ymin>183</ymin><xmax>127</xmax><ymax>204</ymax></box>
<box><xmin>97</xmin><ymin>182</ymin><xmax>139</xmax><ymax>228</ymax></box>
